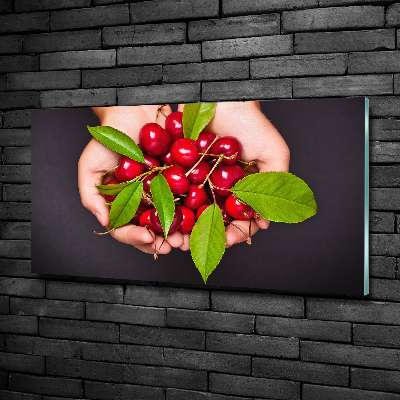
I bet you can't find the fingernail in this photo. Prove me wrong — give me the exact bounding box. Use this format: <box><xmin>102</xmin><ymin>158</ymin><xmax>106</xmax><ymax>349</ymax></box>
<box><xmin>95</xmin><ymin>211</ymin><xmax>103</xmax><ymax>225</ymax></box>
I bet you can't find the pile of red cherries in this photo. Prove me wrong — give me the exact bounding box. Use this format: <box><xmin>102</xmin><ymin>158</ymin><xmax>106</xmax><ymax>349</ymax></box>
<box><xmin>103</xmin><ymin>111</ymin><xmax>255</xmax><ymax>235</ymax></box>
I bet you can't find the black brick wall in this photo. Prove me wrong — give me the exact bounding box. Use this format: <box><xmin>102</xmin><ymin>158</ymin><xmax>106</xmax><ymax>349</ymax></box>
<box><xmin>0</xmin><ymin>1</ymin><xmax>399</xmax><ymax>399</ymax></box>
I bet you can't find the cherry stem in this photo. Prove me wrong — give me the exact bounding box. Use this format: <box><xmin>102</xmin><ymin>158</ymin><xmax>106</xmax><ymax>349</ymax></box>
<box><xmin>199</xmin><ymin>154</ymin><xmax>224</xmax><ymax>188</ymax></box>
<box><xmin>227</xmin><ymin>221</ymin><xmax>251</xmax><ymax>244</ymax></box>
<box><xmin>146</xmin><ymin>225</ymin><xmax>158</xmax><ymax>260</ymax></box>
<box><xmin>238</xmin><ymin>159</ymin><xmax>256</xmax><ymax>171</ymax></box>
<box><xmin>199</xmin><ymin>152</ymin><xmax>238</xmax><ymax>160</ymax></box>
<box><xmin>100</xmin><ymin>166</ymin><xmax>118</xmax><ymax>184</ymax></box>
<box><xmin>155</xmin><ymin>104</ymin><xmax>167</xmax><ymax>123</ymax></box>
<box><xmin>254</xmin><ymin>213</ymin><xmax>261</xmax><ymax>221</ymax></box>
<box><xmin>208</xmin><ymin>179</ymin><xmax>217</xmax><ymax>203</ymax></box>
<box><xmin>142</xmin><ymin>191</ymin><xmax>154</xmax><ymax>206</ymax></box>
<box><xmin>185</xmin><ymin>135</ymin><xmax>220</xmax><ymax>177</ymax></box>
<box><xmin>157</xmin><ymin>238</ymin><xmax>166</xmax><ymax>253</ymax></box>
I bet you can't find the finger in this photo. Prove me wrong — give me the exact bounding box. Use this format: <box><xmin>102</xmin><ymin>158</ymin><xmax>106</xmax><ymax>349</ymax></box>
<box><xmin>225</xmin><ymin>220</ymin><xmax>259</xmax><ymax>248</ymax></box>
<box><xmin>177</xmin><ymin>104</ymin><xmax>184</xmax><ymax>112</ymax></box>
<box><xmin>166</xmin><ymin>231</ymin><xmax>184</xmax><ymax>248</ymax></box>
<box><xmin>255</xmin><ymin>217</ymin><xmax>270</xmax><ymax>230</ymax></box>
<box><xmin>179</xmin><ymin>233</ymin><xmax>191</xmax><ymax>251</ymax></box>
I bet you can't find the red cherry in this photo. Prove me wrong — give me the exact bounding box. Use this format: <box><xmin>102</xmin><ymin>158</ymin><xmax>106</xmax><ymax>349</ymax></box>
<box><xmin>143</xmin><ymin>172</ymin><xmax>157</xmax><ymax>193</ymax></box>
<box><xmin>217</xmin><ymin>202</ymin><xmax>232</xmax><ymax>224</ymax></box>
<box><xmin>196</xmin><ymin>204</ymin><xmax>210</xmax><ymax>219</ymax></box>
<box><xmin>162</xmin><ymin>165</ymin><xmax>190</xmax><ymax>195</ymax></box>
<box><xmin>171</xmin><ymin>138</ymin><xmax>199</xmax><ymax>168</ymax></box>
<box><xmin>208</xmin><ymin>157</ymin><xmax>219</xmax><ymax>168</ymax></box>
<box><xmin>188</xmin><ymin>160</ymin><xmax>211</xmax><ymax>185</ymax></box>
<box><xmin>160</xmin><ymin>150</ymin><xmax>174</xmax><ymax>166</ymax></box>
<box><xmin>211</xmin><ymin>136</ymin><xmax>242</xmax><ymax>164</ymax></box>
<box><xmin>225</xmin><ymin>195</ymin><xmax>254</xmax><ymax>220</ymax></box>
<box><xmin>196</xmin><ymin>132</ymin><xmax>216</xmax><ymax>156</ymax></box>
<box><xmin>139</xmin><ymin>209</ymin><xmax>152</xmax><ymax>227</ymax></box>
<box><xmin>143</xmin><ymin>153</ymin><xmax>161</xmax><ymax>171</ymax></box>
<box><xmin>131</xmin><ymin>203</ymin><xmax>150</xmax><ymax>225</ymax></box>
<box><xmin>178</xmin><ymin>205</ymin><xmax>196</xmax><ymax>234</ymax></box>
<box><xmin>115</xmin><ymin>156</ymin><xmax>145</xmax><ymax>182</ymax></box>
<box><xmin>165</xmin><ymin>111</ymin><xmax>184</xmax><ymax>142</ymax></box>
<box><xmin>139</xmin><ymin>123</ymin><xmax>172</xmax><ymax>156</ymax></box>
<box><xmin>210</xmin><ymin>164</ymin><xmax>245</xmax><ymax>197</ymax></box>
<box><xmin>183</xmin><ymin>184</ymin><xmax>208</xmax><ymax>210</ymax></box>
<box><xmin>150</xmin><ymin>206</ymin><xmax>183</xmax><ymax>234</ymax></box>
<box><xmin>104</xmin><ymin>179</ymin><xmax>119</xmax><ymax>203</ymax></box>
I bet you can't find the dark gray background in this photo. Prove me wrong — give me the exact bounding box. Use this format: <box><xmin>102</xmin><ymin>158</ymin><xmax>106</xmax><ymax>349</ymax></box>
<box><xmin>31</xmin><ymin>98</ymin><xmax>366</xmax><ymax>296</ymax></box>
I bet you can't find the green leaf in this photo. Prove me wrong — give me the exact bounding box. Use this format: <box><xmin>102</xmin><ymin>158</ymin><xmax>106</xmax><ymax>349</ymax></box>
<box><xmin>231</xmin><ymin>172</ymin><xmax>317</xmax><ymax>223</ymax></box>
<box><xmin>183</xmin><ymin>103</ymin><xmax>217</xmax><ymax>140</ymax></box>
<box><xmin>190</xmin><ymin>204</ymin><xmax>226</xmax><ymax>283</ymax></box>
<box><xmin>88</xmin><ymin>126</ymin><xmax>144</xmax><ymax>163</ymax></box>
<box><xmin>109</xmin><ymin>181</ymin><xmax>143</xmax><ymax>230</ymax></box>
<box><xmin>150</xmin><ymin>174</ymin><xmax>175</xmax><ymax>239</ymax></box>
<box><xmin>97</xmin><ymin>181</ymin><xmax>131</xmax><ymax>196</ymax></box>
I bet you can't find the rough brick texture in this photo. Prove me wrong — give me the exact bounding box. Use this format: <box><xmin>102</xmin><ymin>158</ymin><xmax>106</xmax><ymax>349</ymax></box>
<box><xmin>1</xmin><ymin>1</ymin><xmax>399</xmax><ymax>399</ymax></box>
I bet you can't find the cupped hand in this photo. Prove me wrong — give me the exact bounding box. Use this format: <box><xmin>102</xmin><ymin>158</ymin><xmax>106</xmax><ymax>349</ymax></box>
<box><xmin>178</xmin><ymin>101</ymin><xmax>290</xmax><ymax>250</ymax></box>
<box><xmin>78</xmin><ymin>105</ymin><xmax>185</xmax><ymax>255</ymax></box>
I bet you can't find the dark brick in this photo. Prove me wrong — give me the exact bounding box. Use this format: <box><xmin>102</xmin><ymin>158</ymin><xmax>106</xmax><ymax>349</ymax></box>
<box><xmin>46</xmin><ymin>281</ymin><xmax>123</xmax><ymax>303</ymax></box>
<box><xmin>0</xmin><ymin>353</ymin><xmax>45</xmax><ymax>374</ymax></box>
<box><xmin>354</xmin><ymin>323</ymin><xmax>400</xmax><ymax>348</ymax></box>
<box><xmin>6</xmin><ymin>335</ymin><xmax>81</xmax><ymax>358</ymax></box>
<box><xmin>0</xmin><ymin>12</ymin><xmax>49</xmax><ymax>33</ymax></box>
<box><xmin>24</xmin><ymin>30</ymin><xmax>101</xmax><ymax>53</ymax></box>
<box><xmin>370</xmin><ymin>211</ymin><xmax>395</xmax><ymax>232</ymax></box>
<box><xmin>371</xmin><ymin>234</ymin><xmax>400</xmax><ymax>256</ymax></box>
<box><xmin>3</xmin><ymin>111</ymin><xmax>31</xmax><ymax>128</ymax></box>
<box><xmin>118</xmin><ymin>83</ymin><xmax>200</xmax><ymax>105</ymax></box>
<box><xmin>0</xmin><ymin>296</ymin><xmax>8</xmax><ymax>313</ymax></box>
<box><xmin>15</xmin><ymin>0</ymin><xmax>90</xmax><ymax>12</ymax></box>
<box><xmin>0</xmin><ymin>222</ymin><xmax>31</xmax><ymax>239</ymax></box>
<box><xmin>163</xmin><ymin>348</ymin><xmax>251</xmax><ymax>374</ymax></box>
<box><xmin>223</xmin><ymin>0</ymin><xmax>318</xmax><ymax>15</ymax></box>
<box><xmin>0</xmin><ymin>55</ymin><xmax>38</xmax><ymax>73</ymax></box>
<box><xmin>0</xmin><ymin>203</ymin><xmax>30</xmax><ymax>220</ymax></box>
<box><xmin>85</xmin><ymin>381</ymin><xmax>164</xmax><ymax>400</ymax></box>
<box><xmin>82</xmin><ymin>66</ymin><xmax>161</xmax><ymax>88</ymax></box>
<box><xmin>8</xmin><ymin>71</ymin><xmax>81</xmax><ymax>91</ymax></box>
<box><xmin>0</xmin><ymin>391</ymin><xmax>41</xmax><ymax>400</ymax></box>
<box><xmin>0</xmin><ymin>92</ymin><xmax>40</xmax><ymax>110</ymax></box>
<box><xmin>0</xmin><ymin>35</ymin><xmax>22</xmax><ymax>54</ymax></box>
<box><xmin>370</xmin><ymin>118</ymin><xmax>400</xmax><ymax>141</ymax></box>
<box><xmin>81</xmin><ymin>342</ymin><xmax>162</xmax><ymax>365</ymax></box>
<box><xmin>210</xmin><ymin>373</ymin><xmax>300</xmax><ymax>399</ymax></box>
<box><xmin>307</xmin><ymin>298</ymin><xmax>400</xmax><ymax>324</ymax></box>
<box><xmin>202</xmin><ymin>35</ymin><xmax>292</xmax><ymax>60</ymax></box>
<box><xmin>125</xmin><ymin>364</ymin><xmax>208</xmax><ymax>390</ymax></box>
<box><xmin>86</xmin><ymin>302</ymin><xmax>166</xmax><ymax>326</ymax></box>
<box><xmin>0</xmin><ymin>278</ymin><xmax>43</xmax><ymax>297</ymax></box>
<box><xmin>251</xmin><ymin>53</ymin><xmax>347</xmax><ymax>78</ymax></box>
<box><xmin>130</xmin><ymin>0</ymin><xmax>219</xmax><ymax>23</ymax></box>
<box><xmin>40</xmin><ymin>318</ymin><xmax>119</xmax><ymax>342</ymax></box>
<box><xmin>41</xmin><ymin>88</ymin><xmax>116</xmax><ymax>108</ymax></box>
<box><xmin>282</xmin><ymin>6</ymin><xmax>384</xmax><ymax>33</ymax></box>
<box><xmin>207</xmin><ymin>331</ymin><xmax>298</xmax><ymax>358</ymax></box>
<box><xmin>303</xmin><ymin>384</ymin><xmax>400</xmax><ymax>400</ymax></box>
<box><xmin>370</xmin><ymin>278</ymin><xmax>400</xmax><ymax>301</ymax></box>
<box><xmin>3</xmin><ymin>147</ymin><xmax>31</xmax><ymax>165</ymax></box>
<box><xmin>163</xmin><ymin>61</ymin><xmax>249</xmax><ymax>83</ymax></box>
<box><xmin>370</xmin><ymin>96</ymin><xmax>400</xmax><ymax>118</ymax></box>
<box><xmin>47</xmin><ymin>357</ymin><xmax>124</xmax><ymax>382</ymax></box>
<box><xmin>0</xmin><ymin>260</ymin><xmax>33</xmax><ymax>277</ymax></box>
<box><xmin>120</xmin><ymin>324</ymin><xmax>205</xmax><ymax>350</ymax></box>
<box><xmin>40</xmin><ymin>49</ymin><xmax>115</xmax><ymax>70</ymax></box>
<box><xmin>125</xmin><ymin>285</ymin><xmax>209</xmax><ymax>310</ymax></box>
<box><xmin>103</xmin><ymin>23</ymin><xmax>185</xmax><ymax>48</ymax></box>
<box><xmin>0</xmin><ymin>0</ymin><xmax>12</xmax><ymax>13</ymax></box>
<box><xmin>118</xmin><ymin>44</ymin><xmax>200</xmax><ymax>66</ymax></box>
<box><xmin>212</xmin><ymin>291</ymin><xmax>303</xmax><ymax>317</ymax></box>
<box><xmin>352</xmin><ymin>368</ymin><xmax>400</xmax><ymax>393</ymax></box>
<box><xmin>0</xmin><ymin>166</ymin><xmax>30</xmax><ymax>183</ymax></box>
<box><xmin>387</xmin><ymin>3</ymin><xmax>400</xmax><ymax>27</ymax></box>
<box><xmin>371</xmin><ymin>165</ymin><xmax>400</xmax><ymax>187</ymax></box>
<box><xmin>50</xmin><ymin>4</ymin><xmax>129</xmax><ymax>30</ymax></box>
<box><xmin>167</xmin><ymin>389</ymin><xmax>252</xmax><ymax>400</ymax></box>
<box><xmin>10</xmin><ymin>297</ymin><xmax>84</xmax><ymax>319</ymax></box>
<box><xmin>189</xmin><ymin>14</ymin><xmax>279</xmax><ymax>42</ymax></box>
<box><xmin>256</xmin><ymin>316</ymin><xmax>351</xmax><ymax>342</ymax></box>
<box><xmin>369</xmin><ymin>256</ymin><xmax>396</xmax><ymax>278</ymax></box>
<box><xmin>9</xmin><ymin>374</ymin><xmax>83</xmax><ymax>398</ymax></box>
<box><xmin>294</xmin><ymin>29</ymin><xmax>395</xmax><ymax>54</ymax></box>
<box><xmin>202</xmin><ymin>79</ymin><xmax>292</xmax><ymax>101</ymax></box>
<box><xmin>253</xmin><ymin>358</ymin><xmax>349</xmax><ymax>386</ymax></box>
<box><xmin>0</xmin><ymin>372</ymin><xmax>6</xmax><ymax>389</ymax></box>
<box><xmin>3</xmin><ymin>185</ymin><xmax>31</xmax><ymax>202</ymax></box>
<box><xmin>0</xmin><ymin>315</ymin><xmax>38</xmax><ymax>334</ymax></box>
<box><xmin>167</xmin><ymin>309</ymin><xmax>254</xmax><ymax>333</ymax></box>
<box><xmin>349</xmin><ymin>51</ymin><xmax>400</xmax><ymax>74</ymax></box>
<box><xmin>320</xmin><ymin>0</ymin><xmax>392</xmax><ymax>5</ymax></box>
<box><xmin>395</xmin><ymin>74</ymin><xmax>400</xmax><ymax>94</ymax></box>
<box><xmin>302</xmin><ymin>341</ymin><xmax>400</xmax><ymax>370</ymax></box>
